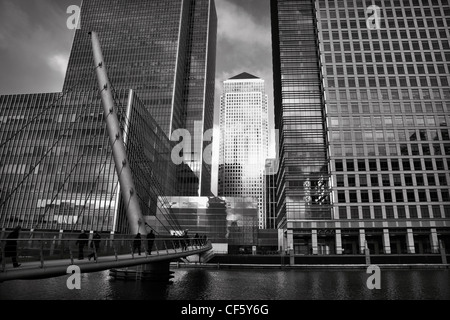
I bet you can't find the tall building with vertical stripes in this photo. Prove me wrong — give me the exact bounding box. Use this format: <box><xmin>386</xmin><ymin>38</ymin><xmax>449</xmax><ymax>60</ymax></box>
<box><xmin>218</xmin><ymin>73</ymin><xmax>270</xmax><ymax>228</ymax></box>
<box><xmin>272</xmin><ymin>0</ymin><xmax>450</xmax><ymax>255</ymax></box>
<box><xmin>63</xmin><ymin>0</ymin><xmax>217</xmax><ymax>196</ymax></box>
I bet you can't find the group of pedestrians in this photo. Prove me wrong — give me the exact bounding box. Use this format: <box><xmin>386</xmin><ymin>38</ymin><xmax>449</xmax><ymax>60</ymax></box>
<box><xmin>132</xmin><ymin>229</ymin><xmax>155</xmax><ymax>255</ymax></box>
<box><xmin>75</xmin><ymin>230</ymin><xmax>101</xmax><ymax>261</ymax></box>
<box><xmin>1</xmin><ymin>226</ymin><xmax>206</xmax><ymax>268</ymax></box>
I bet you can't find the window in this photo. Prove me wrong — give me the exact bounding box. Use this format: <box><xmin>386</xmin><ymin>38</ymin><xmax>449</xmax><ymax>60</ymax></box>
<box><xmin>386</xmin><ymin>206</ymin><xmax>394</xmax><ymax>219</ymax></box>
<box><xmin>339</xmin><ymin>207</ymin><xmax>347</xmax><ymax>219</ymax></box>
<box><xmin>371</xmin><ymin>174</ymin><xmax>379</xmax><ymax>186</ymax></box>
<box><xmin>393</xmin><ymin>174</ymin><xmax>402</xmax><ymax>186</ymax></box>
<box><xmin>359</xmin><ymin>175</ymin><xmax>368</xmax><ymax>187</ymax></box>
<box><xmin>358</xmin><ymin>160</ymin><xmax>366</xmax><ymax>171</ymax></box>
<box><xmin>421</xmin><ymin>205</ymin><xmax>430</xmax><ymax>218</ymax></box>
<box><xmin>382</xmin><ymin>174</ymin><xmax>391</xmax><ymax>186</ymax></box>
<box><xmin>335</xmin><ymin>160</ymin><xmax>343</xmax><ymax>171</ymax></box>
<box><xmin>347</xmin><ymin>160</ymin><xmax>355</xmax><ymax>171</ymax></box>
<box><xmin>338</xmin><ymin>191</ymin><xmax>346</xmax><ymax>203</ymax></box>
<box><xmin>374</xmin><ymin>206</ymin><xmax>383</xmax><ymax>219</ymax></box>
<box><xmin>402</xmin><ymin>159</ymin><xmax>411</xmax><ymax>170</ymax></box>
<box><xmin>409</xmin><ymin>206</ymin><xmax>418</xmax><ymax>219</ymax></box>
<box><xmin>384</xmin><ymin>190</ymin><xmax>393</xmax><ymax>202</ymax></box>
<box><xmin>349</xmin><ymin>191</ymin><xmax>357</xmax><ymax>203</ymax></box>
<box><xmin>407</xmin><ymin>190</ymin><xmax>416</xmax><ymax>202</ymax></box>
<box><xmin>395</xmin><ymin>190</ymin><xmax>404</xmax><ymax>202</ymax></box>
<box><xmin>416</xmin><ymin>174</ymin><xmax>425</xmax><ymax>186</ymax></box>
<box><xmin>413</xmin><ymin>159</ymin><xmax>422</xmax><ymax>171</ymax></box>
<box><xmin>348</xmin><ymin>175</ymin><xmax>356</xmax><ymax>187</ymax></box>
<box><xmin>418</xmin><ymin>190</ymin><xmax>427</xmax><ymax>202</ymax></box>
<box><xmin>372</xmin><ymin>190</ymin><xmax>381</xmax><ymax>202</ymax></box>
<box><xmin>350</xmin><ymin>207</ymin><xmax>359</xmax><ymax>219</ymax></box>
<box><xmin>337</xmin><ymin>175</ymin><xmax>345</xmax><ymax>187</ymax></box>
<box><xmin>397</xmin><ymin>206</ymin><xmax>406</xmax><ymax>219</ymax></box>
<box><xmin>362</xmin><ymin>206</ymin><xmax>371</xmax><ymax>219</ymax></box>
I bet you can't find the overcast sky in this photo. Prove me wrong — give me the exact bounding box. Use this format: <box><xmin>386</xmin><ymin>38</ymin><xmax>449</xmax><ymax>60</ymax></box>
<box><xmin>0</xmin><ymin>0</ymin><xmax>275</xmax><ymax>195</ymax></box>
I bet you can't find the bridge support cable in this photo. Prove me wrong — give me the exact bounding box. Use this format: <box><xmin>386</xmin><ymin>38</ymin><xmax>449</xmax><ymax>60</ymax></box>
<box><xmin>107</xmin><ymin>83</ymin><xmax>184</xmax><ymax>235</ymax></box>
<box><xmin>1</xmin><ymin>93</ymin><xmax>107</xmax><ymax>228</ymax></box>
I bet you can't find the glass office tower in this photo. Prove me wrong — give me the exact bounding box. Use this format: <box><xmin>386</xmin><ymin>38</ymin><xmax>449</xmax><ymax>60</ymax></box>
<box><xmin>218</xmin><ymin>73</ymin><xmax>270</xmax><ymax>228</ymax></box>
<box><xmin>63</xmin><ymin>0</ymin><xmax>217</xmax><ymax>196</ymax></box>
<box><xmin>0</xmin><ymin>90</ymin><xmax>177</xmax><ymax>233</ymax></box>
<box><xmin>272</xmin><ymin>0</ymin><xmax>450</xmax><ymax>254</ymax></box>
<box><xmin>271</xmin><ymin>0</ymin><xmax>332</xmax><ymax>254</ymax></box>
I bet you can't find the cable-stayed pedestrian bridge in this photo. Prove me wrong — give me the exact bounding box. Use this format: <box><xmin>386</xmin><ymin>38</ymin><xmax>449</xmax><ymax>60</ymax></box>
<box><xmin>0</xmin><ymin>233</ymin><xmax>211</xmax><ymax>282</ymax></box>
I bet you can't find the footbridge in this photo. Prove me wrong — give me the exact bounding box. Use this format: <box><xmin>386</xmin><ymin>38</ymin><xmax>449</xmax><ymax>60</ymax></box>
<box><xmin>0</xmin><ymin>232</ymin><xmax>211</xmax><ymax>282</ymax></box>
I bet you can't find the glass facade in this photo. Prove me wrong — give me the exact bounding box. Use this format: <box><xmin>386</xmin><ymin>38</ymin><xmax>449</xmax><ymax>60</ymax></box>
<box><xmin>153</xmin><ymin>196</ymin><xmax>259</xmax><ymax>252</ymax></box>
<box><xmin>0</xmin><ymin>90</ymin><xmax>177</xmax><ymax>233</ymax></box>
<box><xmin>63</xmin><ymin>0</ymin><xmax>217</xmax><ymax>196</ymax></box>
<box><xmin>271</xmin><ymin>0</ymin><xmax>332</xmax><ymax>252</ymax></box>
<box><xmin>264</xmin><ymin>158</ymin><xmax>278</xmax><ymax>229</ymax></box>
<box><xmin>272</xmin><ymin>0</ymin><xmax>450</xmax><ymax>254</ymax></box>
<box><xmin>218</xmin><ymin>73</ymin><xmax>270</xmax><ymax>228</ymax></box>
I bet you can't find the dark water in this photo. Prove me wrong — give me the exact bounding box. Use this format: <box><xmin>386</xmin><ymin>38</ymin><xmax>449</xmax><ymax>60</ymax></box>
<box><xmin>0</xmin><ymin>267</ymin><xmax>449</xmax><ymax>300</ymax></box>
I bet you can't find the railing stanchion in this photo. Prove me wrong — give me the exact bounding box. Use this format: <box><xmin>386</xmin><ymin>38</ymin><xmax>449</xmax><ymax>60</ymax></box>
<box><xmin>164</xmin><ymin>240</ymin><xmax>169</xmax><ymax>254</ymax></box>
<box><xmin>114</xmin><ymin>244</ymin><xmax>118</xmax><ymax>261</ymax></box>
<box><xmin>130</xmin><ymin>243</ymin><xmax>134</xmax><ymax>259</ymax></box>
<box><xmin>69</xmin><ymin>245</ymin><xmax>74</xmax><ymax>265</ymax></box>
<box><xmin>40</xmin><ymin>238</ymin><xmax>44</xmax><ymax>269</ymax></box>
<box><xmin>172</xmin><ymin>241</ymin><xmax>177</xmax><ymax>253</ymax></box>
<box><xmin>155</xmin><ymin>241</ymin><xmax>159</xmax><ymax>256</ymax></box>
<box><xmin>1</xmin><ymin>242</ymin><xmax>6</xmax><ymax>271</ymax></box>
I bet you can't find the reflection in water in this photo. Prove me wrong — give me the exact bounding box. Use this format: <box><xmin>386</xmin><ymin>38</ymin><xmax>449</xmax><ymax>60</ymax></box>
<box><xmin>0</xmin><ymin>268</ymin><xmax>449</xmax><ymax>300</ymax></box>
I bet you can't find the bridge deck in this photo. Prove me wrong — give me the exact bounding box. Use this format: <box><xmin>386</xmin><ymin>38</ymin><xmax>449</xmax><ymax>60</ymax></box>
<box><xmin>0</xmin><ymin>243</ymin><xmax>212</xmax><ymax>282</ymax></box>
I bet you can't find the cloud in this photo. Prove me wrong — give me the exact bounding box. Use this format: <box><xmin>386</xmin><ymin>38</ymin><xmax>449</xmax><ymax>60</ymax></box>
<box><xmin>0</xmin><ymin>0</ymin><xmax>77</xmax><ymax>94</ymax></box>
<box><xmin>216</xmin><ymin>0</ymin><xmax>271</xmax><ymax>46</ymax></box>
<box><xmin>47</xmin><ymin>54</ymin><xmax>69</xmax><ymax>76</ymax></box>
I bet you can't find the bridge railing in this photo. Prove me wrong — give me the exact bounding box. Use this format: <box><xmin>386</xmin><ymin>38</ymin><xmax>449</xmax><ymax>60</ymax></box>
<box><xmin>0</xmin><ymin>231</ymin><xmax>210</xmax><ymax>271</ymax></box>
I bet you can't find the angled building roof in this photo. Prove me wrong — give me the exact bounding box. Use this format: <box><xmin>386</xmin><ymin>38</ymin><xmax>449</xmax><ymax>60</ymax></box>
<box><xmin>229</xmin><ymin>72</ymin><xmax>260</xmax><ymax>80</ymax></box>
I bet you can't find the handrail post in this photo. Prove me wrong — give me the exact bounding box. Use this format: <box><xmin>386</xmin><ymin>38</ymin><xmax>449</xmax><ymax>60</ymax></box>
<box><xmin>130</xmin><ymin>243</ymin><xmax>134</xmax><ymax>258</ymax></box>
<box><xmin>172</xmin><ymin>240</ymin><xmax>177</xmax><ymax>253</ymax></box>
<box><xmin>1</xmin><ymin>242</ymin><xmax>5</xmax><ymax>271</ymax></box>
<box><xmin>164</xmin><ymin>240</ymin><xmax>169</xmax><ymax>254</ymax></box>
<box><xmin>93</xmin><ymin>241</ymin><xmax>98</xmax><ymax>262</ymax></box>
<box><xmin>113</xmin><ymin>244</ymin><xmax>118</xmax><ymax>261</ymax></box>
<box><xmin>40</xmin><ymin>238</ymin><xmax>44</xmax><ymax>269</ymax></box>
<box><xmin>154</xmin><ymin>241</ymin><xmax>159</xmax><ymax>256</ymax></box>
<box><xmin>69</xmin><ymin>245</ymin><xmax>74</xmax><ymax>265</ymax></box>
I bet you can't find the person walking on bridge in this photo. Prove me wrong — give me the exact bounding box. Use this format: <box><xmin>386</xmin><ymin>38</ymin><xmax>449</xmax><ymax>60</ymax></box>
<box><xmin>76</xmin><ymin>230</ymin><xmax>88</xmax><ymax>260</ymax></box>
<box><xmin>133</xmin><ymin>233</ymin><xmax>142</xmax><ymax>255</ymax></box>
<box><xmin>88</xmin><ymin>231</ymin><xmax>101</xmax><ymax>261</ymax></box>
<box><xmin>146</xmin><ymin>230</ymin><xmax>155</xmax><ymax>255</ymax></box>
<box><xmin>2</xmin><ymin>225</ymin><xmax>22</xmax><ymax>268</ymax></box>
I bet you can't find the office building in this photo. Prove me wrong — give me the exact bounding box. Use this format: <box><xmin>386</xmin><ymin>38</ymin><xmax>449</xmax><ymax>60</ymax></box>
<box><xmin>218</xmin><ymin>73</ymin><xmax>270</xmax><ymax>228</ymax></box>
<box><xmin>271</xmin><ymin>0</ymin><xmax>450</xmax><ymax>254</ymax></box>
<box><xmin>0</xmin><ymin>90</ymin><xmax>177</xmax><ymax>233</ymax></box>
<box><xmin>63</xmin><ymin>0</ymin><xmax>217</xmax><ymax>196</ymax></box>
<box><xmin>264</xmin><ymin>158</ymin><xmax>278</xmax><ymax>229</ymax></box>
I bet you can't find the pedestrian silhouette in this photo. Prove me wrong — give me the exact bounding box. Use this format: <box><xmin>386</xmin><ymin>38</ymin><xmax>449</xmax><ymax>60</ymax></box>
<box><xmin>2</xmin><ymin>225</ymin><xmax>22</xmax><ymax>268</ymax></box>
<box><xmin>182</xmin><ymin>230</ymin><xmax>189</xmax><ymax>251</ymax></box>
<box><xmin>75</xmin><ymin>230</ymin><xmax>88</xmax><ymax>260</ymax></box>
<box><xmin>194</xmin><ymin>233</ymin><xmax>199</xmax><ymax>246</ymax></box>
<box><xmin>133</xmin><ymin>233</ymin><xmax>142</xmax><ymax>255</ymax></box>
<box><xmin>146</xmin><ymin>230</ymin><xmax>155</xmax><ymax>255</ymax></box>
<box><xmin>88</xmin><ymin>231</ymin><xmax>101</xmax><ymax>261</ymax></box>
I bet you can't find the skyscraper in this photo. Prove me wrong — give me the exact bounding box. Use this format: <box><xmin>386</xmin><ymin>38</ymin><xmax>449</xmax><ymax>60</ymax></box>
<box><xmin>271</xmin><ymin>0</ymin><xmax>332</xmax><ymax>254</ymax></box>
<box><xmin>218</xmin><ymin>73</ymin><xmax>269</xmax><ymax>228</ymax></box>
<box><xmin>63</xmin><ymin>0</ymin><xmax>217</xmax><ymax>196</ymax></box>
<box><xmin>264</xmin><ymin>158</ymin><xmax>278</xmax><ymax>230</ymax></box>
<box><xmin>272</xmin><ymin>0</ymin><xmax>450</xmax><ymax>254</ymax></box>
